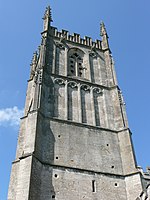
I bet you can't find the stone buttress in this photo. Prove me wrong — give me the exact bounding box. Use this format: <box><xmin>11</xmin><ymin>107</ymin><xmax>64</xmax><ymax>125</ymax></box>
<box><xmin>8</xmin><ymin>6</ymin><xmax>150</xmax><ymax>200</ymax></box>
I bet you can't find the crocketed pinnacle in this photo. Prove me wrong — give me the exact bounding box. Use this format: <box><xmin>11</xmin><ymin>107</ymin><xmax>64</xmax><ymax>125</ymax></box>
<box><xmin>43</xmin><ymin>5</ymin><xmax>53</xmax><ymax>22</ymax></box>
<box><xmin>100</xmin><ymin>21</ymin><xmax>108</xmax><ymax>37</ymax></box>
<box><xmin>31</xmin><ymin>51</ymin><xmax>38</xmax><ymax>66</ymax></box>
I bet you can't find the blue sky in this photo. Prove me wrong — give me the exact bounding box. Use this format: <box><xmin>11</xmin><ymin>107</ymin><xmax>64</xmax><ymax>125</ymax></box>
<box><xmin>1</xmin><ymin>0</ymin><xmax>150</xmax><ymax>199</ymax></box>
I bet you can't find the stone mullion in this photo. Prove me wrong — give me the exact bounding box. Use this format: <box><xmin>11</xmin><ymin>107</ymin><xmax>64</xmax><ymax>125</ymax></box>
<box><xmin>78</xmin><ymin>83</ymin><xmax>82</xmax><ymax>123</ymax></box>
<box><xmin>65</xmin><ymin>81</ymin><xmax>68</xmax><ymax>120</ymax></box>
<box><xmin>102</xmin><ymin>89</ymin><xmax>109</xmax><ymax>128</ymax></box>
<box><xmin>97</xmin><ymin>57</ymin><xmax>102</xmax><ymax>85</ymax></box>
<box><xmin>91</xmin><ymin>88</ymin><xmax>96</xmax><ymax>126</ymax></box>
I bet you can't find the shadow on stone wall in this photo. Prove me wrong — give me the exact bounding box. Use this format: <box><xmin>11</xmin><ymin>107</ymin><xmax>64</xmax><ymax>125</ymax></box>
<box><xmin>29</xmin><ymin>115</ymin><xmax>56</xmax><ymax>199</ymax></box>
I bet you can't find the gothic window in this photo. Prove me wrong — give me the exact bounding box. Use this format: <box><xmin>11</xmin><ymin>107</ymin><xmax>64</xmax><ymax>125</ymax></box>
<box><xmin>68</xmin><ymin>48</ymin><xmax>84</xmax><ymax>77</ymax></box>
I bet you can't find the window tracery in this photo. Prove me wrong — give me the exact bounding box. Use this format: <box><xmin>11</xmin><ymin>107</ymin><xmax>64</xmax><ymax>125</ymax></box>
<box><xmin>68</xmin><ymin>48</ymin><xmax>85</xmax><ymax>78</ymax></box>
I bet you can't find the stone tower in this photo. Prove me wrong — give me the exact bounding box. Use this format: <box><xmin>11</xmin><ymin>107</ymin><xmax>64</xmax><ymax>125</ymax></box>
<box><xmin>8</xmin><ymin>6</ymin><xmax>150</xmax><ymax>200</ymax></box>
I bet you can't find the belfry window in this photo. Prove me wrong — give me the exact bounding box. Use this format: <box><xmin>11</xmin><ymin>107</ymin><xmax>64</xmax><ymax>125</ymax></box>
<box><xmin>68</xmin><ymin>48</ymin><xmax>84</xmax><ymax>77</ymax></box>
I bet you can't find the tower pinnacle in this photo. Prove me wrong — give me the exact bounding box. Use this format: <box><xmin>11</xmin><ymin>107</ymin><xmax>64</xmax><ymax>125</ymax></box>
<box><xmin>100</xmin><ymin>21</ymin><xmax>108</xmax><ymax>37</ymax></box>
<box><xmin>100</xmin><ymin>21</ymin><xmax>109</xmax><ymax>50</ymax></box>
<box><xmin>8</xmin><ymin>7</ymin><xmax>150</xmax><ymax>200</ymax></box>
<box><xmin>43</xmin><ymin>6</ymin><xmax>53</xmax><ymax>31</ymax></box>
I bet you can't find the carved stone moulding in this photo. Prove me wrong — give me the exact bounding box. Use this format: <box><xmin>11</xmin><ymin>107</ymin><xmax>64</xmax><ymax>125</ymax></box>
<box><xmin>55</xmin><ymin>42</ymin><xmax>65</xmax><ymax>50</ymax></box>
<box><xmin>80</xmin><ymin>84</ymin><xmax>91</xmax><ymax>92</ymax></box>
<box><xmin>67</xmin><ymin>81</ymin><xmax>78</xmax><ymax>89</ymax></box>
<box><xmin>53</xmin><ymin>78</ymin><xmax>104</xmax><ymax>95</ymax></box>
<box><xmin>89</xmin><ymin>51</ymin><xmax>97</xmax><ymax>58</ymax></box>
<box><xmin>54</xmin><ymin>78</ymin><xmax>65</xmax><ymax>85</ymax></box>
<box><xmin>34</xmin><ymin>69</ymin><xmax>42</xmax><ymax>84</ymax></box>
<box><xmin>92</xmin><ymin>87</ymin><xmax>103</xmax><ymax>95</ymax></box>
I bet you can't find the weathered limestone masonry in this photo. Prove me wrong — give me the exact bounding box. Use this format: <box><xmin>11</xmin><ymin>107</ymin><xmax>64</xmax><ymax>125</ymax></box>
<box><xmin>8</xmin><ymin>6</ymin><xmax>150</xmax><ymax>200</ymax></box>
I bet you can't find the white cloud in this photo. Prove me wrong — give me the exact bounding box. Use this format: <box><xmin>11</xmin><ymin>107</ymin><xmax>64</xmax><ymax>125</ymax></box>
<box><xmin>0</xmin><ymin>106</ymin><xmax>24</xmax><ymax>127</ymax></box>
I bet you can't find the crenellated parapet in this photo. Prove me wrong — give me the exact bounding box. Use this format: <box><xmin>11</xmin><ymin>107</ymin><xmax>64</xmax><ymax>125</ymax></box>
<box><xmin>50</xmin><ymin>26</ymin><xmax>102</xmax><ymax>49</ymax></box>
<box><xmin>26</xmin><ymin>11</ymin><xmax>125</xmax><ymax>130</ymax></box>
<box><xmin>8</xmin><ymin>6</ymin><xmax>146</xmax><ymax>200</ymax></box>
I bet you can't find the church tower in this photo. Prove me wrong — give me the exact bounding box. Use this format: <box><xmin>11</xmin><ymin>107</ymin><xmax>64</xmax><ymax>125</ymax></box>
<box><xmin>8</xmin><ymin>6</ymin><xmax>150</xmax><ymax>200</ymax></box>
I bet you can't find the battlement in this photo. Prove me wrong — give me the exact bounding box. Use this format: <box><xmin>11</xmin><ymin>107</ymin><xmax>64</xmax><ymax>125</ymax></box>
<box><xmin>50</xmin><ymin>26</ymin><xmax>102</xmax><ymax>49</ymax></box>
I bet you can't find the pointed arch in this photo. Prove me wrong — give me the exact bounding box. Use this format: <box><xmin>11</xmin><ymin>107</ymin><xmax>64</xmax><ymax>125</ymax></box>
<box><xmin>67</xmin><ymin>48</ymin><xmax>85</xmax><ymax>78</ymax></box>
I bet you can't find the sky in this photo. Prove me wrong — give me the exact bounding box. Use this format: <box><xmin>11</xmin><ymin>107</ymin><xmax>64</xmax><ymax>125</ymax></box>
<box><xmin>0</xmin><ymin>0</ymin><xmax>150</xmax><ymax>199</ymax></box>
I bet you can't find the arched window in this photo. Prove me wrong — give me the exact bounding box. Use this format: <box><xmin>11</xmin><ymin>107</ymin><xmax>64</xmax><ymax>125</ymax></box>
<box><xmin>68</xmin><ymin>48</ymin><xmax>84</xmax><ymax>77</ymax></box>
